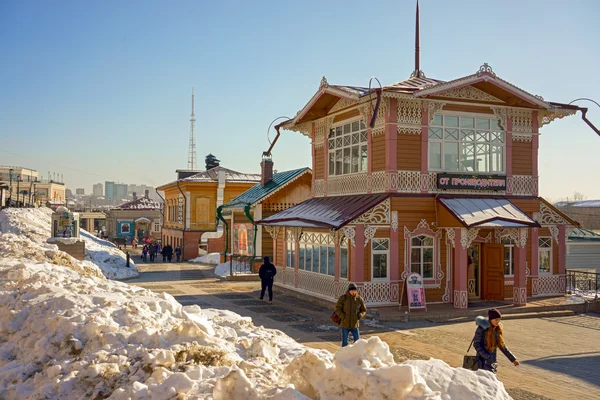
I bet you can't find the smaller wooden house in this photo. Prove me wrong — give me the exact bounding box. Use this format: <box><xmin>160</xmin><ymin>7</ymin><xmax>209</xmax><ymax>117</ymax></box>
<box><xmin>220</xmin><ymin>158</ymin><xmax>312</xmax><ymax>262</ymax></box>
<box><xmin>104</xmin><ymin>191</ymin><xmax>162</xmax><ymax>244</ymax></box>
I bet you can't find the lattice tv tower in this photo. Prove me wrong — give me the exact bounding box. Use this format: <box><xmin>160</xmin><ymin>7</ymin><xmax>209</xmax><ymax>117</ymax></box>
<box><xmin>187</xmin><ymin>88</ymin><xmax>197</xmax><ymax>170</ymax></box>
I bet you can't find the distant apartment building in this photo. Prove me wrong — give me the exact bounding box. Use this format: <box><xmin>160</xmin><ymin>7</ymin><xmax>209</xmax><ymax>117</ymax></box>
<box><xmin>0</xmin><ymin>166</ymin><xmax>39</xmax><ymax>183</ymax></box>
<box><xmin>76</xmin><ymin>188</ymin><xmax>85</xmax><ymax>195</ymax></box>
<box><xmin>93</xmin><ymin>183</ymin><xmax>103</xmax><ymax>197</ymax></box>
<box><xmin>105</xmin><ymin>181</ymin><xmax>128</xmax><ymax>205</ymax></box>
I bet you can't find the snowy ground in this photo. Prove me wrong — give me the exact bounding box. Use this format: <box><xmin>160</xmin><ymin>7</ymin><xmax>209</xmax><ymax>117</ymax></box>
<box><xmin>0</xmin><ymin>208</ymin><xmax>138</xmax><ymax>280</ymax></box>
<box><xmin>189</xmin><ymin>253</ymin><xmax>220</xmax><ymax>265</ymax></box>
<box><xmin>0</xmin><ymin>259</ymin><xmax>512</xmax><ymax>399</ymax></box>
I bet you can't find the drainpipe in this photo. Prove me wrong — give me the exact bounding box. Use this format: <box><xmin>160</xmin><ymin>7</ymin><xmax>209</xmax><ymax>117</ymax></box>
<box><xmin>243</xmin><ymin>203</ymin><xmax>258</xmax><ymax>260</ymax></box>
<box><xmin>176</xmin><ymin>181</ymin><xmax>187</xmax><ymax>230</ymax></box>
<box><xmin>155</xmin><ymin>189</ymin><xmax>165</xmax><ymax>229</ymax></box>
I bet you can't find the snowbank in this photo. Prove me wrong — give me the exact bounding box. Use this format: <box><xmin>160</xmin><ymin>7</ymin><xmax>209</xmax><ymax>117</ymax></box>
<box><xmin>189</xmin><ymin>252</ymin><xmax>220</xmax><ymax>265</ymax></box>
<box><xmin>0</xmin><ymin>208</ymin><xmax>138</xmax><ymax>280</ymax></box>
<box><xmin>0</xmin><ymin>258</ymin><xmax>511</xmax><ymax>399</ymax></box>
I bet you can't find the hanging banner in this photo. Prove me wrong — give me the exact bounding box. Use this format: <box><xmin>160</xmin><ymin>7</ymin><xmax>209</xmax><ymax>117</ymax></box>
<box><xmin>406</xmin><ymin>273</ymin><xmax>427</xmax><ymax>311</ymax></box>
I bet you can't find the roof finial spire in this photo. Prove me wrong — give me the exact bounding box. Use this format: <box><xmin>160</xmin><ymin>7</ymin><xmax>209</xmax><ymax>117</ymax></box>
<box><xmin>410</xmin><ymin>0</ymin><xmax>425</xmax><ymax>78</ymax></box>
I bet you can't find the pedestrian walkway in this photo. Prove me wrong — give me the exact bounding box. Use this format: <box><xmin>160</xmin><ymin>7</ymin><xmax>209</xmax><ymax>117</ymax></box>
<box><xmin>122</xmin><ymin>261</ymin><xmax>600</xmax><ymax>400</ymax></box>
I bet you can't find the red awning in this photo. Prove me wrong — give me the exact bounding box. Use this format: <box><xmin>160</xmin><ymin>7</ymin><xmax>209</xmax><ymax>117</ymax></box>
<box><xmin>438</xmin><ymin>197</ymin><xmax>539</xmax><ymax>228</ymax></box>
<box><xmin>256</xmin><ymin>194</ymin><xmax>389</xmax><ymax>230</ymax></box>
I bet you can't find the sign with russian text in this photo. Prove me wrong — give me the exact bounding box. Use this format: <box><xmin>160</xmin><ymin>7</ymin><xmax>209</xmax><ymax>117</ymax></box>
<box><xmin>437</xmin><ymin>173</ymin><xmax>506</xmax><ymax>191</ymax></box>
<box><xmin>406</xmin><ymin>273</ymin><xmax>427</xmax><ymax>310</ymax></box>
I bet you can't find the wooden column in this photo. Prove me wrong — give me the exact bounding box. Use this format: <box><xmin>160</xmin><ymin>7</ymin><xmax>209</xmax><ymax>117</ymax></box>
<box><xmin>453</xmin><ymin>228</ymin><xmax>468</xmax><ymax>309</ymax></box>
<box><xmin>389</xmin><ymin>212</ymin><xmax>400</xmax><ymax>302</ymax></box>
<box><xmin>386</xmin><ymin>99</ymin><xmax>398</xmax><ymax>192</ymax></box>
<box><xmin>513</xmin><ymin>229</ymin><xmax>528</xmax><ymax>306</ymax></box>
<box><xmin>530</xmin><ymin>227</ymin><xmax>539</xmax><ymax>296</ymax></box>
<box><xmin>352</xmin><ymin>225</ymin><xmax>365</xmax><ymax>283</ymax></box>
<box><xmin>420</xmin><ymin>104</ymin><xmax>429</xmax><ymax>193</ymax></box>
<box><xmin>558</xmin><ymin>224</ymin><xmax>567</xmax><ymax>293</ymax></box>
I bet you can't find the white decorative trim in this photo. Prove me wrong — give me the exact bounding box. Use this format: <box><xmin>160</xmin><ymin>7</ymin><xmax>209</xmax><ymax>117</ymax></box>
<box><xmin>539</xmin><ymin>108</ymin><xmax>577</xmax><ymax>128</ymax></box>
<box><xmin>328</xmin><ymin>230</ymin><xmax>345</xmax><ymax>246</ymax></box>
<box><xmin>403</xmin><ymin>220</ymin><xmax>442</xmax><ymax>282</ymax></box>
<box><xmin>352</xmin><ymin>198</ymin><xmax>390</xmax><ymax>225</ymax></box>
<box><xmin>491</xmin><ymin>107</ymin><xmax>508</xmax><ymax>130</ymax></box>
<box><xmin>427</xmin><ymin>101</ymin><xmax>446</xmax><ymax>124</ymax></box>
<box><xmin>504</xmin><ymin>279</ymin><xmax>514</xmax><ymax>286</ymax></box>
<box><xmin>397</xmin><ymin>99</ymin><xmax>423</xmax><ymax>134</ymax></box>
<box><xmin>287</xmin><ymin>122</ymin><xmax>312</xmax><ymax>137</ymax></box>
<box><xmin>437</xmin><ymin>86</ymin><xmax>503</xmax><ymax>103</ymax></box>
<box><xmin>510</xmin><ymin>108</ymin><xmax>533</xmax><ymax>133</ymax></box>
<box><xmin>515</xmin><ymin>228</ymin><xmax>528</xmax><ymax>248</ymax></box>
<box><xmin>513</xmin><ymin>286</ymin><xmax>527</xmax><ymax>305</ymax></box>
<box><xmin>391</xmin><ymin>211</ymin><xmax>398</xmax><ymax>232</ymax></box>
<box><xmin>454</xmin><ymin>290</ymin><xmax>468</xmax><ymax>309</ymax></box>
<box><xmin>397</xmin><ymin>170</ymin><xmax>421</xmax><ymax>193</ymax></box>
<box><xmin>460</xmin><ymin>228</ymin><xmax>480</xmax><ymax>249</ymax></box>
<box><xmin>264</xmin><ymin>225</ymin><xmax>281</xmax><ymax>240</ymax></box>
<box><xmin>538</xmin><ymin>202</ymin><xmax>571</xmax><ymax>226</ymax></box>
<box><xmin>290</xmin><ymin>227</ymin><xmax>303</xmax><ymax>242</ymax></box>
<box><xmin>329</xmin><ymin>98</ymin><xmax>356</xmax><ymax>113</ymax></box>
<box><xmin>363</xmin><ymin>225</ymin><xmax>378</xmax><ymax>247</ymax></box>
<box><xmin>477</xmin><ymin>63</ymin><xmax>497</xmax><ymax>77</ymax></box>
<box><xmin>445</xmin><ymin>228</ymin><xmax>456</xmax><ymax>248</ymax></box>
<box><xmin>549</xmin><ymin>225</ymin><xmax>559</xmax><ymax>245</ymax></box>
<box><xmin>342</xmin><ymin>226</ymin><xmax>356</xmax><ymax>247</ymax></box>
<box><xmin>511</xmin><ymin>175</ymin><xmax>538</xmax><ymax>196</ymax></box>
<box><xmin>512</xmin><ymin>133</ymin><xmax>533</xmax><ymax>142</ymax></box>
<box><xmin>534</xmin><ymin>275</ymin><xmax>565</xmax><ymax>296</ymax></box>
<box><xmin>442</xmin><ymin>238</ymin><xmax>452</xmax><ymax>303</ymax></box>
<box><xmin>314</xmin><ymin>116</ymin><xmax>335</xmax><ymax>149</ymax></box>
<box><xmin>301</xmin><ymin>231</ymin><xmax>334</xmax><ymax>245</ymax></box>
<box><xmin>371</xmin><ymin>171</ymin><xmax>387</xmax><ymax>193</ymax></box>
<box><xmin>326</xmin><ymin>172</ymin><xmax>368</xmax><ymax>196</ymax></box>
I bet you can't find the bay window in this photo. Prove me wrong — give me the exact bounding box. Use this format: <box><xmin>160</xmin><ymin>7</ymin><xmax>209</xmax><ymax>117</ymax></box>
<box><xmin>328</xmin><ymin>120</ymin><xmax>368</xmax><ymax>176</ymax></box>
<box><xmin>428</xmin><ymin>114</ymin><xmax>505</xmax><ymax>173</ymax></box>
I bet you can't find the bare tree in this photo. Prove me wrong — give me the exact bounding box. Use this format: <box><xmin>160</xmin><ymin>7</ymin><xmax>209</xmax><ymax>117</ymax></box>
<box><xmin>572</xmin><ymin>191</ymin><xmax>586</xmax><ymax>201</ymax></box>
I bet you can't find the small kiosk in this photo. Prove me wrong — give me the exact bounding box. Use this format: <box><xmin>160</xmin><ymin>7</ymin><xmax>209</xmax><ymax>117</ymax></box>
<box><xmin>47</xmin><ymin>206</ymin><xmax>85</xmax><ymax>260</ymax></box>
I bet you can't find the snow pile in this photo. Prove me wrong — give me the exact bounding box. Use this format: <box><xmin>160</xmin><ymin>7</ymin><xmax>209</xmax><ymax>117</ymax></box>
<box><xmin>0</xmin><ymin>258</ymin><xmax>511</xmax><ymax>399</ymax></box>
<box><xmin>0</xmin><ymin>208</ymin><xmax>138</xmax><ymax>280</ymax></box>
<box><xmin>190</xmin><ymin>252</ymin><xmax>220</xmax><ymax>265</ymax></box>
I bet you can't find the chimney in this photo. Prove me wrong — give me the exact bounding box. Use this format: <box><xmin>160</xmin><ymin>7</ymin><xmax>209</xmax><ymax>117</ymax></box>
<box><xmin>145</xmin><ymin>189</ymin><xmax>149</xmax><ymax>198</ymax></box>
<box><xmin>132</xmin><ymin>192</ymin><xmax>137</xmax><ymax>200</ymax></box>
<box><xmin>260</xmin><ymin>153</ymin><xmax>274</xmax><ymax>186</ymax></box>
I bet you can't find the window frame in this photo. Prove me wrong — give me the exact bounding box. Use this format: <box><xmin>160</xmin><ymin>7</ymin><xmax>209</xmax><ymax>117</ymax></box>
<box><xmin>409</xmin><ymin>235</ymin><xmax>435</xmax><ymax>279</ymax></box>
<box><xmin>327</xmin><ymin>117</ymin><xmax>368</xmax><ymax>177</ymax></box>
<box><xmin>428</xmin><ymin>111</ymin><xmax>506</xmax><ymax>174</ymax></box>
<box><xmin>502</xmin><ymin>237</ymin><xmax>515</xmax><ymax>277</ymax></box>
<box><xmin>538</xmin><ymin>236</ymin><xmax>553</xmax><ymax>276</ymax></box>
<box><xmin>371</xmin><ymin>238</ymin><xmax>390</xmax><ymax>281</ymax></box>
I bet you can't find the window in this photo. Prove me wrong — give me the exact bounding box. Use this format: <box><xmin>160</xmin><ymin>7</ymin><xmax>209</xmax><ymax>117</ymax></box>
<box><xmin>428</xmin><ymin>114</ymin><xmax>505</xmax><ymax>173</ymax></box>
<box><xmin>121</xmin><ymin>223</ymin><xmax>130</xmax><ymax>234</ymax></box>
<box><xmin>328</xmin><ymin>120</ymin><xmax>368</xmax><ymax>176</ymax></box>
<box><xmin>372</xmin><ymin>239</ymin><xmax>389</xmax><ymax>279</ymax></box>
<box><xmin>538</xmin><ymin>237</ymin><xmax>552</xmax><ymax>274</ymax></box>
<box><xmin>154</xmin><ymin>223</ymin><xmax>160</xmax><ymax>232</ymax></box>
<box><xmin>297</xmin><ymin>233</ymin><xmax>347</xmax><ymax>277</ymax></box>
<box><xmin>502</xmin><ymin>237</ymin><xmax>515</xmax><ymax>276</ymax></box>
<box><xmin>410</xmin><ymin>236</ymin><xmax>434</xmax><ymax>278</ymax></box>
<box><xmin>286</xmin><ymin>241</ymin><xmax>295</xmax><ymax>268</ymax></box>
<box><xmin>340</xmin><ymin>247</ymin><xmax>348</xmax><ymax>279</ymax></box>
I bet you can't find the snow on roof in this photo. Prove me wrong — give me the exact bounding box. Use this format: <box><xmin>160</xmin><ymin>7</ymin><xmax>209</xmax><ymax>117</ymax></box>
<box><xmin>115</xmin><ymin>197</ymin><xmax>162</xmax><ymax>210</ymax></box>
<box><xmin>183</xmin><ymin>166</ymin><xmax>261</xmax><ymax>183</ymax></box>
<box><xmin>555</xmin><ymin>200</ymin><xmax>600</xmax><ymax>208</ymax></box>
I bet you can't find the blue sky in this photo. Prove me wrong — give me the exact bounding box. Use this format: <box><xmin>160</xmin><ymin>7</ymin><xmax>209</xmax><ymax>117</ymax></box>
<box><xmin>1</xmin><ymin>0</ymin><xmax>599</xmax><ymax>200</ymax></box>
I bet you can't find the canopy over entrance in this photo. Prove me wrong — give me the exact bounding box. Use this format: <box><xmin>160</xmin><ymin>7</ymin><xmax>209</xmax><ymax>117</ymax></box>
<box><xmin>256</xmin><ymin>194</ymin><xmax>389</xmax><ymax>230</ymax></box>
<box><xmin>438</xmin><ymin>197</ymin><xmax>539</xmax><ymax>228</ymax></box>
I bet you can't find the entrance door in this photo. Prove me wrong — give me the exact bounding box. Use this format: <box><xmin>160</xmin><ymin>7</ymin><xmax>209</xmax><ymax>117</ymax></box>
<box><xmin>483</xmin><ymin>244</ymin><xmax>504</xmax><ymax>301</ymax></box>
<box><xmin>468</xmin><ymin>244</ymin><xmax>481</xmax><ymax>299</ymax></box>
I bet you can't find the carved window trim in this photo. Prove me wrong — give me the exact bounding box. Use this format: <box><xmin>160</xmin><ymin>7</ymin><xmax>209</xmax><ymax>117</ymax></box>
<box><xmin>403</xmin><ymin>219</ymin><xmax>443</xmax><ymax>287</ymax></box>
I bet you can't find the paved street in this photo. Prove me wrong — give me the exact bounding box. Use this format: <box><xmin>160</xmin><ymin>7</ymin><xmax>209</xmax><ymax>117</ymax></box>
<box><xmin>124</xmin><ymin>260</ymin><xmax>600</xmax><ymax>400</ymax></box>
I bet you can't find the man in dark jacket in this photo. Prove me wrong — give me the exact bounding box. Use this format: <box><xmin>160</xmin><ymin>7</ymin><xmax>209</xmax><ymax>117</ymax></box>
<box><xmin>335</xmin><ymin>283</ymin><xmax>367</xmax><ymax>347</ymax></box>
<box><xmin>258</xmin><ymin>256</ymin><xmax>277</xmax><ymax>304</ymax></box>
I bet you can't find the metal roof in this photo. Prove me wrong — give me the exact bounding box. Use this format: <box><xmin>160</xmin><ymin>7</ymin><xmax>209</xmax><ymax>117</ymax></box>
<box><xmin>386</xmin><ymin>76</ymin><xmax>445</xmax><ymax>92</ymax></box>
<box><xmin>183</xmin><ymin>166</ymin><xmax>261</xmax><ymax>183</ymax></box>
<box><xmin>222</xmin><ymin>168</ymin><xmax>311</xmax><ymax>209</ymax></box>
<box><xmin>256</xmin><ymin>194</ymin><xmax>389</xmax><ymax>230</ymax></box>
<box><xmin>568</xmin><ymin>228</ymin><xmax>600</xmax><ymax>242</ymax></box>
<box><xmin>439</xmin><ymin>197</ymin><xmax>539</xmax><ymax>228</ymax></box>
<box><xmin>114</xmin><ymin>197</ymin><xmax>162</xmax><ymax>210</ymax></box>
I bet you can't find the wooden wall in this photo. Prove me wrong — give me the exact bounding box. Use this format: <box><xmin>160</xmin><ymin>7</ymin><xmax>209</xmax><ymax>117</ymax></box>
<box><xmin>512</xmin><ymin>141</ymin><xmax>533</xmax><ymax>175</ymax></box>
<box><xmin>371</xmin><ymin>135</ymin><xmax>386</xmax><ymax>172</ymax></box>
<box><xmin>397</xmin><ymin>134</ymin><xmax>421</xmax><ymax>170</ymax></box>
<box><xmin>315</xmin><ymin>146</ymin><xmax>324</xmax><ymax>180</ymax></box>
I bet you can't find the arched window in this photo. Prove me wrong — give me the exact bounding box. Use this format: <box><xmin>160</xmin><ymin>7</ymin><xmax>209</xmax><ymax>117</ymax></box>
<box><xmin>410</xmin><ymin>235</ymin><xmax>434</xmax><ymax>279</ymax></box>
<box><xmin>404</xmin><ymin>219</ymin><xmax>442</xmax><ymax>286</ymax></box>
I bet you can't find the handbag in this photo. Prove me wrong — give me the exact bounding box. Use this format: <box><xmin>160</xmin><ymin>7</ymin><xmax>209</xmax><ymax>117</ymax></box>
<box><xmin>462</xmin><ymin>338</ymin><xmax>478</xmax><ymax>371</ymax></box>
<box><xmin>330</xmin><ymin>311</ymin><xmax>342</xmax><ymax>325</ymax></box>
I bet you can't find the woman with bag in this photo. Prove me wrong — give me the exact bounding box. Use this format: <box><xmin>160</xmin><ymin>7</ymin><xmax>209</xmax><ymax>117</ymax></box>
<box><xmin>472</xmin><ymin>308</ymin><xmax>519</xmax><ymax>373</ymax></box>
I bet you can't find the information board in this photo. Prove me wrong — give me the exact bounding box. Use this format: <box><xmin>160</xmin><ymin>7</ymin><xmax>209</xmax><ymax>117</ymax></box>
<box><xmin>405</xmin><ymin>272</ymin><xmax>427</xmax><ymax>311</ymax></box>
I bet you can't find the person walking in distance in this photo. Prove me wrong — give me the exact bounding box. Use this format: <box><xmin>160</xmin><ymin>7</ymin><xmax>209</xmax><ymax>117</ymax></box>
<box><xmin>258</xmin><ymin>256</ymin><xmax>277</xmax><ymax>304</ymax></box>
<box><xmin>335</xmin><ymin>283</ymin><xmax>367</xmax><ymax>347</ymax></box>
<box><xmin>473</xmin><ymin>308</ymin><xmax>519</xmax><ymax>373</ymax></box>
<box><xmin>175</xmin><ymin>246</ymin><xmax>182</xmax><ymax>262</ymax></box>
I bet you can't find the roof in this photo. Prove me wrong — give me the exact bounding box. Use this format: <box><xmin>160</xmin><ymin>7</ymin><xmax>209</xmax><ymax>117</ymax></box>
<box><xmin>555</xmin><ymin>200</ymin><xmax>600</xmax><ymax>208</ymax></box>
<box><xmin>439</xmin><ymin>197</ymin><xmax>539</xmax><ymax>228</ymax></box>
<box><xmin>256</xmin><ymin>194</ymin><xmax>389</xmax><ymax>230</ymax></box>
<box><xmin>222</xmin><ymin>168</ymin><xmax>311</xmax><ymax>209</ymax></box>
<box><xmin>157</xmin><ymin>166</ymin><xmax>261</xmax><ymax>189</ymax></box>
<box><xmin>386</xmin><ymin>76</ymin><xmax>445</xmax><ymax>92</ymax></box>
<box><xmin>114</xmin><ymin>197</ymin><xmax>161</xmax><ymax>210</ymax></box>
<box><xmin>568</xmin><ymin>228</ymin><xmax>600</xmax><ymax>242</ymax></box>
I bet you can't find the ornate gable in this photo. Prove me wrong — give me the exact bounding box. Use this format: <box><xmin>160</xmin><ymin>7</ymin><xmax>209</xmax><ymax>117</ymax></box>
<box><xmin>435</xmin><ymin>86</ymin><xmax>503</xmax><ymax>103</ymax></box>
